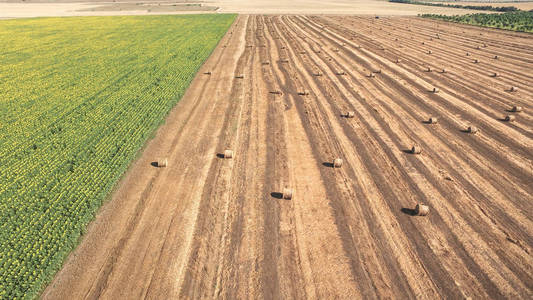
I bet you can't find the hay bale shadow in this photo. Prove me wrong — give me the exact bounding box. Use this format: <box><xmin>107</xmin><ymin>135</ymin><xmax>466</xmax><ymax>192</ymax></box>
<box><xmin>216</xmin><ymin>153</ymin><xmax>225</xmax><ymax>158</ymax></box>
<box><xmin>150</xmin><ymin>161</ymin><xmax>159</xmax><ymax>167</ymax></box>
<box><xmin>322</xmin><ymin>162</ymin><xmax>335</xmax><ymax>168</ymax></box>
<box><xmin>402</xmin><ymin>149</ymin><xmax>414</xmax><ymax>154</ymax></box>
<box><xmin>270</xmin><ymin>192</ymin><xmax>283</xmax><ymax>199</ymax></box>
<box><xmin>401</xmin><ymin>208</ymin><xmax>417</xmax><ymax>216</ymax></box>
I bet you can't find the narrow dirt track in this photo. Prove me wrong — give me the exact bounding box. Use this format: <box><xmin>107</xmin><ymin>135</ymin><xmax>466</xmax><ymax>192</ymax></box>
<box><xmin>44</xmin><ymin>15</ymin><xmax>532</xmax><ymax>299</ymax></box>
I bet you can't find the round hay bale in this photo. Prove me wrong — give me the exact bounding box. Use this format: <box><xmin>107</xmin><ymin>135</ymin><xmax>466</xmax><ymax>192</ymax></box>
<box><xmin>505</xmin><ymin>115</ymin><xmax>515</xmax><ymax>122</ymax></box>
<box><xmin>157</xmin><ymin>158</ymin><xmax>168</xmax><ymax>168</ymax></box>
<box><xmin>374</xmin><ymin>69</ymin><xmax>382</xmax><ymax>74</ymax></box>
<box><xmin>368</xmin><ymin>72</ymin><xmax>375</xmax><ymax>78</ymax></box>
<box><xmin>511</xmin><ymin>106</ymin><xmax>522</xmax><ymax>112</ymax></box>
<box><xmin>346</xmin><ymin>111</ymin><xmax>355</xmax><ymax>118</ymax></box>
<box><xmin>298</xmin><ymin>90</ymin><xmax>310</xmax><ymax>96</ymax></box>
<box><xmin>336</xmin><ymin>71</ymin><xmax>346</xmax><ymax>75</ymax></box>
<box><xmin>411</xmin><ymin>146</ymin><xmax>421</xmax><ymax>154</ymax></box>
<box><xmin>236</xmin><ymin>74</ymin><xmax>244</xmax><ymax>79</ymax></box>
<box><xmin>313</xmin><ymin>71</ymin><xmax>322</xmax><ymax>76</ymax></box>
<box><xmin>422</xmin><ymin>42</ymin><xmax>425</xmax><ymax>45</ymax></box>
<box><xmin>473</xmin><ymin>59</ymin><xmax>479</xmax><ymax>64</ymax></box>
<box><xmin>204</xmin><ymin>71</ymin><xmax>212</xmax><ymax>75</ymax></box>
<box><xmin>509</xmin><ymin>86</ymin><xmax>518</xmax><ymax>92</ymax></box>
<box><xmin>440</xmin><ymin>68</ymin><xmax>446</xmax><ymax>73</ymax></box>
<box><xmin>466</xmin><ymin>52</ymin><xmax>470</xmax><ymax>56</ymax></box>
<box><xmin>490</xmin><ymin>72</ymin><xmax>499</xmax><ymax>77</ymax></box>
<box><xmin>428</xmin><ymin>117</ymin><xmax>438</xmax><ymax>124</ymax></box>
<box><xmin>282</xmin><ymin>188</ymin><xmax>293</xmax><ymax>200</ymax></box>
<box><xmin>427</xmin><ymin>50</ymin><xmax>432</xmax><ymax>54</ymax></box>
<box><xmin>333</xmin><ymin>158</ymin><xmax>343</xmax><ymax>168</ymax></box>
<box><xmin>262</xmin><ymin>61</ymin><xmax>270</xmax><ymax>65</ymax></box>
<box><xmin>395</xmin><ymin>58</ymin><xmax>401</xmax><ymax>63</ymax></box>
<box><xmin>426</xmin><ymin>66</ymin><xmax>432</xmax><ymax>72</ymax></box>
<box><xmin>415</xmin><ymin>204</ymin><xmax>429</xmax><ymax>216</ymax></box>
<box><xmin>432</xmin><ymin>87</ymin><xmax>439</xmax><ymax>93</ymax></box>
<box><xmin>224</xmin><ymin>150</ymin><xmax>234</xmax><ymax>158</ymax></box>
<box><xmin>468</xmin><ymin>126</ymin><xmax>478</xmax><ymax>134</ymax></box>
<box><xmin>494</xmin><ymin>55</ymin><xmax>499</xmax><ymax>59</ymax></box>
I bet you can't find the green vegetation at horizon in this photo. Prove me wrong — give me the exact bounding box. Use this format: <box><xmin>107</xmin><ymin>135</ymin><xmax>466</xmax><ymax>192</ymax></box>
<box><xmin>421</xmin><ymin>11</ymin><xmax>533</xmax><ymax>32</ymax></box>
<box><xmin>390</xmin><ymin>0</ymin><xmax>520</xmax><ymax>12</ymax></box>
<box><xmin>0</xmin><ymin>13</ymin><xmax>235</xmax><ymax>299</ymax></box>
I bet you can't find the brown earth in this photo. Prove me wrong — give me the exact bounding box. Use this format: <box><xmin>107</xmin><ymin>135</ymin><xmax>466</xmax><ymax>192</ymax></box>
<box><xmin>43</xmin><ymin>15</ymin><xmax>533</xmax><ymax>299</ymax></box>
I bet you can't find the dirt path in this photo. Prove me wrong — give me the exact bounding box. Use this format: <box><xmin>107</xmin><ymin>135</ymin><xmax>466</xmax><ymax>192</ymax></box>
<box><xmin>44</xmin><ymin>15</ymin><xmax>533</xmax><ymax>299</ymax></box>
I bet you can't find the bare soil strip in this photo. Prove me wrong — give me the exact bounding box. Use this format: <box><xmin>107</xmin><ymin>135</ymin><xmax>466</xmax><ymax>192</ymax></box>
<box><xmin>44</xmin><ymin>15</ymin><xmax>532</xmax><ymax>299</ymax></box>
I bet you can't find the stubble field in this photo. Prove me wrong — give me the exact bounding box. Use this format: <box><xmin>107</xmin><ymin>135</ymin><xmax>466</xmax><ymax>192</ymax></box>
<box><xmin>44</xmin><ymin>15</ymin><xmax>532</xmax><ymax>299</ymax></box>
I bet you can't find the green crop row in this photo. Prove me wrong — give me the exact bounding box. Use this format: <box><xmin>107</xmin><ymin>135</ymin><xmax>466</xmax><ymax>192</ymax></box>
<box><xmin>0</xmin><ymin>14</ymin><xmax>235</xmax><ymax>299</ymax></box>
<box><xmin>420</xmin><ymin>11</ymin><xmax>533</xmax><ymax>32</ymax></box>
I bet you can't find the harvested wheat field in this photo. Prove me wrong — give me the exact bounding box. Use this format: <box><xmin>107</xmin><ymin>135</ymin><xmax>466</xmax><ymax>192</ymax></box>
<box><xmin>44</xmin><ymin>15</ymin><xmax>532</xmax><ymax>299</ymax></box>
